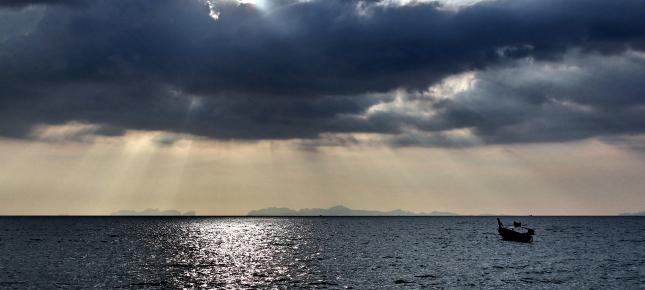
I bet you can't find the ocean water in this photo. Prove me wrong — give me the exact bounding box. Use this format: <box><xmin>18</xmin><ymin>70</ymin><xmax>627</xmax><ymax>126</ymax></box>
<box><xmin>0</xmin><ymin>217</ymin><xmax>644</xmax><ymax>289</ymax></box>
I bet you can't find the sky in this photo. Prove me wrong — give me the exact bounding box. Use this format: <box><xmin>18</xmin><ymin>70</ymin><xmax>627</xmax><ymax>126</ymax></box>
<box><xmin>1</xmin><ymin>0</ymin><xmax>644</xmax><ymax>215</ymax></box>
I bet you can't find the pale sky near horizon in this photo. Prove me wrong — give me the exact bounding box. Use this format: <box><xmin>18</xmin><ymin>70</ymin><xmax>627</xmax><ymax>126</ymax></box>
<box><xmin>1</xmin><ymin>134</ymin><xmax>644</xmax><ymax>215</ymax></box>
<box><xmin>1</xmin><ymin>0</ymin><xmax>645</xmax><ymax>215</ymax></box>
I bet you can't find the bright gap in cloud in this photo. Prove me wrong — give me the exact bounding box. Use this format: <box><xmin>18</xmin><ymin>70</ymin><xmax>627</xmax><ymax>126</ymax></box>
<box><xmin>207</xmin><ymin>0</ymin><xmax>486</xmax><ymax>20</ymax></box>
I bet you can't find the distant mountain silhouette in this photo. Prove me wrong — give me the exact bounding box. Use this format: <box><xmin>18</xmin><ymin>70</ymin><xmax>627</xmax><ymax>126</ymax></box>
<box><xmin>247</xmin><ymin>205</ymin><xmax>457</xmax><ymax>216</ymax></box>
<box><xmin>619</xmin><ymin>211</ymin><xmax>645</xmax><ymax>216</ymax></box>
<box><xmin>111</xmin><ymin>208</ymin><xmax>196</xmax><ymax>216</ymax></box>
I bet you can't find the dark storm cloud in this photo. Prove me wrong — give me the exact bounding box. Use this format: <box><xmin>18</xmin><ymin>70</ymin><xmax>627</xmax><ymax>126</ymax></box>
<box><xmin>0</xmin><ymin>0</ymin><xmax>77</xmax><ymax>8</ymax></box>
<box><xmin>1</xmin><ymin>0</ymin><xmax>644</xmax><ymax>145</ymax></box>
<box><xmin>382</xmin><ymin>52</ymin><xmax>645</xmax><ymax>146</ymax></box>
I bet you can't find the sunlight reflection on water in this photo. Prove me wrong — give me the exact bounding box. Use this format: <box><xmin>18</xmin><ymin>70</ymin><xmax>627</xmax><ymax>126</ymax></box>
<box><xmin>161</xmin><ymin>219</ymin><xmax>306</xmax><ymax>288</ymax></box>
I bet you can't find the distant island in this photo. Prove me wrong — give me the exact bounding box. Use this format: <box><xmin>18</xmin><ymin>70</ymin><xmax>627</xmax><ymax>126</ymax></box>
<box><xmin>619</xmin><ymin>211</ymin><xmax>645</xmax><ymax>216</ymax></box>
<box><xmin>111</xmin><ymin>208</ymin><xmax>196</xmax><ymax>216</ymax></box>
<box><xmin>247</xmin><ymin>205</ymin><xmax>457</xmax><ymax>216</ymax></box>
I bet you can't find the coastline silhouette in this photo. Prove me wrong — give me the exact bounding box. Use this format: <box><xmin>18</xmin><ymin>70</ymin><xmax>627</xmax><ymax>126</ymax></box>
<box><xmin>247</xmin><ymin>205</ymin><xmax>457</xmax><ymax>216</ymax></box>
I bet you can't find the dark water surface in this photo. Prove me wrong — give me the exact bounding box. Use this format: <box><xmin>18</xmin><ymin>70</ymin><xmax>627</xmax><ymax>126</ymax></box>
<box><xmin>1</xmin><ymin>217</ymin><xmax>644</xmax><ymax>289</ymax></box>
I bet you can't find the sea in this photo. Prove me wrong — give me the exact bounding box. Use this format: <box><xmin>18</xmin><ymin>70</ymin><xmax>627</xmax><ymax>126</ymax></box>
<box><xmin>0</xmin><ymin>216</ymin><xmax>644</xmax><ymax>289</ymax></box>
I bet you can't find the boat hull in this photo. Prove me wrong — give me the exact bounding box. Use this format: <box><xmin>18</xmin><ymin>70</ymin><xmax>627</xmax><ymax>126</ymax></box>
<box><xmin>498</xmin><ymin>227</ymin><xmax>533</xmax><ymax>243</ymax></box>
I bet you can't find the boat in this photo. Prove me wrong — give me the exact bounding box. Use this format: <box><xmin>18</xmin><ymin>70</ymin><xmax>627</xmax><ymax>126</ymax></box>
<box><xmin>497</xmin><ymin>218</ymin><xmax>534</xmax><ymax>243</ymax></box>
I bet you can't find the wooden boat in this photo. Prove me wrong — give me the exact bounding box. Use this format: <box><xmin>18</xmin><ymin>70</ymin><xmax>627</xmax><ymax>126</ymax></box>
<box><xmin>497</xmin><ymin>218</ymin><xmax>534</xmax><ymax>243</ymax></box>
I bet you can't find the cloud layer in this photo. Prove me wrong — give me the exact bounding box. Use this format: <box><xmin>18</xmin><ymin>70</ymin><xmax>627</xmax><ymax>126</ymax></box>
<box><xmin>1</xmin><ymin>0</ymin><xmax>644</xmax><ymax>146</ymax></box>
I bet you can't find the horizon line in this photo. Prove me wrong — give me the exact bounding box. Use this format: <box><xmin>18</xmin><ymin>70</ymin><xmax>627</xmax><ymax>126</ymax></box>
<box><xmin>1</xmin><ymin>214</ymin><xmax>643</xmax><ymax>217</ymax></box>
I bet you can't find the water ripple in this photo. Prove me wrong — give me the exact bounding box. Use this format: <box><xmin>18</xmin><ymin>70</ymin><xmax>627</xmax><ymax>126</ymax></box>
<box><xmin>0</xmin><ymin>217</ymin><xmax>644</xmax><ymax>288</ymax></box>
